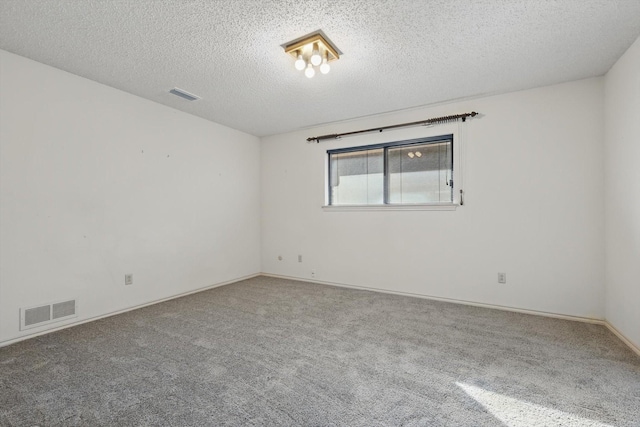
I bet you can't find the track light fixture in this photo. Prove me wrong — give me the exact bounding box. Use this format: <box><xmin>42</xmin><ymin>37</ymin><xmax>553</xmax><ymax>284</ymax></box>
<box><xmin>283</xmin><ymin>30</ymin><xmax>341</xmax><ymax>79</ymax></box>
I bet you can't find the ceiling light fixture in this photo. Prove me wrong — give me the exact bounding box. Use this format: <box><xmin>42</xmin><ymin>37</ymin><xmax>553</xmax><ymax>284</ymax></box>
<box><xmin>320</xmin><ymin>51</ymin><xmax>330</xmax><ymax>75</ymax></box>
<box><xmin>294</xmin><ymin>50</ymin><xmax>306</xmax><ymax>71</ymax></box>
<box><xmin>305</xmin><ymin>63</ymin><xmax>315</xmax><ymax>79</ymax></box>
<box><xmin>283</xmin><ymin>30</ymin><xmax>341</xmax><ymax>79</ymax></box>
<box><xmin>310</xmin><ymin>42</ymin><xmax>322</xmax><ymax>66</ymax></box>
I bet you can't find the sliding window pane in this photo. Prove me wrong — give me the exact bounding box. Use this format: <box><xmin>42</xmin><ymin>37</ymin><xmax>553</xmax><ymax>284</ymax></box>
<box><xmin>330</xmin><ymin>149</ymin><xmax>383</xmax><ymax>205</ymax></box>
<box><xmin>388</xmin><ymin>141</ymin><xmax>452</xmax><ymax>203</ymax></box>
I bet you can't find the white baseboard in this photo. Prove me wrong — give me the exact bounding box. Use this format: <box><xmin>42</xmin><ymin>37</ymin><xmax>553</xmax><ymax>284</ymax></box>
<box><xmin>0</xmin><ymin>273</ymin><xmax>260</xmax><ymax>349</ymax></box>
<box><xmin>604</xmin><ymin>321</ymin><xmax>640</xmax><ymax>357</ymax></box>
<box><xmin>262</xmin><ymin>274</ymin><xmax>640</xmax><ymax>357</ymax></box>
<box><xmin>6</xmin><ymin>272</ymin><xmax>637</xmax><ymax>359</ymax></box>
<box><xmin>261</xmin><ymin>273</ymin><xmax>605</xmax><ymax>325</ymax></box>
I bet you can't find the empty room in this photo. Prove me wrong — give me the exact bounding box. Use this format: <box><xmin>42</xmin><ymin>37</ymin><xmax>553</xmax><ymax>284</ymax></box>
<box><xmin>1</xmin><ymin>1</ymin><xmax>639</xmax><ymax>426</ymax></box>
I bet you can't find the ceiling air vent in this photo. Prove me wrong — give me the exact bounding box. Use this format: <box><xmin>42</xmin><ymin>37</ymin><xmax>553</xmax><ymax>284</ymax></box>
<box><xmin>20</xmin><ymin>299</ymin><xmax>77</xmax><ymax>330</ymax></box>
<box><xmin>169</xmin><ymin>87</ymin><xmax>201</xmax><ymax>101</ymax></box>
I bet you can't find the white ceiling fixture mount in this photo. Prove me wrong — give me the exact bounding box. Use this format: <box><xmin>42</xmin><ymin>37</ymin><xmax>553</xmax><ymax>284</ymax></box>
<box><xmin>283</xmin><ymin>30</ymin><xmax>341</xmax><ymax>78</ymax></box>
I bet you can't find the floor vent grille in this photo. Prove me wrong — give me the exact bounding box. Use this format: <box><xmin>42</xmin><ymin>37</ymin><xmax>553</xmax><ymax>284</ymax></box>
<box><xmin>21</xmin><ymin>299</ymin><xmax>77</xmax><ymax>330</ymax></box>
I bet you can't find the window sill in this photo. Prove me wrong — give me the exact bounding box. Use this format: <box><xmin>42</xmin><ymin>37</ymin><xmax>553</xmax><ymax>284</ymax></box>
<box><xmin>322</xmin><ymin>203</ymin><xmax>459</xmax><ymax>212</ymax></box>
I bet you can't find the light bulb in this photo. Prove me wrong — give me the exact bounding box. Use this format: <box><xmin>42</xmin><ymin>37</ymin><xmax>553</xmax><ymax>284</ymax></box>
<box><xmin>294</xmin><ymin>51</ymin><xmax>306</xmax><ymax>71</ymax></box>
<box><xmin>305</xmin><ymin>63</ymin><xmax>315</xmax><ymax>78</ymax></box>
<box><xmin>310</xmin><ymin>42</ymin><xmax>322</xmax><ymax>66</ymax></box>
<box><xmin>320</xmin><ymin>56</ymin><xmax>330</xmax><ymax>74</ymax></box>
<box><xmin>415</xmin><ymin>151</ymin><xmax>422</xmax><ymax>157</ymax></box>
<box><xmin>408</xmin><ymin>152</ymin><xmax>415</xmax><ymax>158</ymax></box>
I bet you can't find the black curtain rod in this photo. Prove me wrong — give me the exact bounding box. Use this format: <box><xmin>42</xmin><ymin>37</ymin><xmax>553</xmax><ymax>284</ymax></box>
<box><xmin>307</xmin><ymin>111</ymin><xmax>478</xmax><ymax>143</ymax></box>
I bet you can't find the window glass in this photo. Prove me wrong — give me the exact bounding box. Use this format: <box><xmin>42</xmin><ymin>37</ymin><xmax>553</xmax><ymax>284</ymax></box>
<box><xmin>328</xmin><ymin>135</ymin><xmax>453</xmax><ymax>206</ymax></box>
<box><xmin>388</xmin><ymin>141</ymin><xmax>452</xmax><ymax>204</ymax></box>
<box><xmin>330</xmin><ymin>149</ymin><xmax>383</xmax><ymax>205</ymax></box>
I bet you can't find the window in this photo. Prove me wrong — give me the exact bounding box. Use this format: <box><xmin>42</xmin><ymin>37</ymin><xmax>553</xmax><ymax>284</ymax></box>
<box><xmin>328</xmin><ymin>135</ymin><xmax>454</xmax><ymax>206</ymax></box>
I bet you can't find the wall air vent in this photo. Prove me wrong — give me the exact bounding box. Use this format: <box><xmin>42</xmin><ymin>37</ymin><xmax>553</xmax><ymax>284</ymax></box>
<box><xmin>24</xmin><ymin>305</ymin><xmax>50</xmax><ymax>327</ymax></box>
<box><xmin>20</xmin><ymin>299</ymin><xmax>77</xmax><ymax>331</ymax></box>
<box><xmin>169</xmin><ymin>87</ymin><xmax>201</xmax><ymax>101</ymax></box>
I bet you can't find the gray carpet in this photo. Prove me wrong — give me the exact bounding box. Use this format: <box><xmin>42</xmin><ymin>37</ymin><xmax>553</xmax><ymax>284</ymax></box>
<box><xmin>1</xmin><ymin>276</ymin><xmax>639</xmax><ymax>426</ymax></box>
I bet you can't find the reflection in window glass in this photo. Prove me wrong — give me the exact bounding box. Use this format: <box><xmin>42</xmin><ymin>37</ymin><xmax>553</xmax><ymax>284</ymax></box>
<box><xmin>388</xmin><ymin>142</ymin><xmax>452</xmax><ymax>203</ymax></box>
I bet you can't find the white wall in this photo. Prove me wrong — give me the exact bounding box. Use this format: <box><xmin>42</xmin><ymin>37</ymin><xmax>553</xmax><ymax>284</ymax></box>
<box><xmin>4</xmin><ymin>45</ymin><xmax>631</xmax><ymax>347</ymax></box>
<box><xmin>261</xmin><ymin>78</ymin><xmax>605</xmax><ymax>319</ymax></box>
<box><xmin>604</xmin><ymin>37</ymin><xmax>640</xmax><ymax>349</ymax></box>
<box><xmin>0</xmin><ymin>50</ymin><xmax>261</xmax><ymax>344</ymax></box>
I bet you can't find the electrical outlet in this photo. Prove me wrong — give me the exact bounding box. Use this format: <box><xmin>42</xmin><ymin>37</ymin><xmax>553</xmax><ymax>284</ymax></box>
<box><xmin>498</xmin><ymin>272</ymin><xmax>506</xmax><ymax>284</ymax></box>
<box><xmin>298</xmin><ymin>255</ymin><xmax>302</xmax><ymax>263</ymax></box>
<box><xmin>278</xmin><ymin>255</ymin><xmax>283</xmax><ymax>261</ymax></box>
<box><xmin>125</xmin><ymin>274</ymin><xmax>133</xmax><ymax>286</ymax></box>
<box><xmin>311</xmin><ymin>270</ymin><xmax>316</xmax><ymax>278</ymax></box>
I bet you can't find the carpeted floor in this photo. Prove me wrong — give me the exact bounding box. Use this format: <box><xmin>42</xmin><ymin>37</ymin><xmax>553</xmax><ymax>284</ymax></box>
<box><xmin>1</xmin><ymin>276</ymin><xmax>639</xmax><ymax>426</ymax></box>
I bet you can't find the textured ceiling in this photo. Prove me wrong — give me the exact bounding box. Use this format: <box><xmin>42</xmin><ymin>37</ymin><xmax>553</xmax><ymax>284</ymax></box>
<box><xmin>1</xmin><ymin>1</ymin><xmax>639</xmax><ymax>137</ymax></box>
